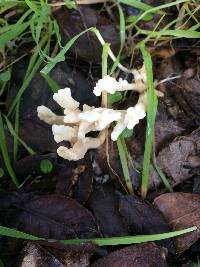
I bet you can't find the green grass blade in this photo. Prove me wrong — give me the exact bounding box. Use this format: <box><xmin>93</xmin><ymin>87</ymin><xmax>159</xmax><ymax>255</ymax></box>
<box><xmin>102</xmin><ymin>42</ymin><xmax>110</xmax><ymax>78</ymax></box>
<box><xmin>117</xmin><ymin>136</ymin><xmax>134</xmax><ymax>194</ymax></box>
<box><xmin>0</xmin><ymin>113</ymin><xmax>19</xmax><ymax>187</ymax></box>
<box><xmin>0</xmin><ymin>21</ymin><xmax>30</xmax><ymax>48</ymax></box>
<box><xmin>8</xmin><ymin>39</ymin><xmax>49</xmax><ymax>115</ymax></box>
<box><xmin>133</xmin><ymin>0</ymin><xmax>188</xmax><ymax>25</ymax></box>
<box><xmin>117</xmin><ymin>4</ymin><xmax>126</xmax><ymax>51</ymax></box>
<box><xmin>0</xmin><ymin>225</ymin><xmax>196</xmax><ymax>246</ymax></box>
<box><xmin>154</xmin><ymin>163</ymin><xmax>173</xmax><ymax>193</ymax></box>
<box><xmin>25</xmin><ymin>0</ymin><xmax>39</xmax><ymax>14</ymax></box>
<box><xmin>40</xmin><ymin>27</ymin><xmax>94</xmax><ymax>75</ymax></box>
<box><xmin>139</xmin><ymin>42</ymin><xmax>158</xmax><ymax>198</ymax></box>
<box><xmin>41</xmin><ymin>73</ymin><xmax>59</xmax><ymax>93</ymax></box>
<box><xmin>4</xmin><ymin>116</ymin><xmax>35</xmax><ymax>156</ymax></box>
<box><xmin>41</xmin><ymin>27</ymin><xmax>130</xmax><ymax>75</ymax></box>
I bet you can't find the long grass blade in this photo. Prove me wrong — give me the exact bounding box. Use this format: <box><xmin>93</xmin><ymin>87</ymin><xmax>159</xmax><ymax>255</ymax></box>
<box><xmin>0</xmin><ymin>225</ymin><xmax>196</xmax><ymax>246</ymax></box>
<box><xmin>139</xmin><ymin>42</ymin><xmax>157</xmax><ymax>198</ymax></box>
<box><xmin>4</xmin><ymin>116</ymin><xmax>35</xmax><ymax>156</ymax></box>
<box><xmin>117</xmin><ymin>136</ymin><xmax>134</xmax><ymax>194</ymax></box>
<box><xmin>8</xmin><ymin>38</ymin><xmax>49</xmax><ymax>115</ymax></box>
<box><xmin>154</xmin><ymin>163</ymin><xmax>173</xmax><ymax>193</ymax></box>
<box><xmin>0</xmin><ymin>113</ymin><xmax>19</xmax><ymax>187</ymax></box>
<box><xmin>40</xmin><ymin>27</ymin><xmax>94</xmax><ymax>75</ymax></box>
<box><xmin>41</xmin><ymin>74</ymin><xmax>59</xmax><ymax>93</ymax></box>
<box><xmin>41</xmin><ymin>27</ymin><xmax>130</xmax><ymax>75</ymax></box>
<box><xmin>0</xmin><ymin>22</ymin><xmax>30</xmax><ymax>48</ymax></box>
<box><xmin>117</xmin><ymin>4</ymin><xmax>126</xmax><ymax>51</ymax></box>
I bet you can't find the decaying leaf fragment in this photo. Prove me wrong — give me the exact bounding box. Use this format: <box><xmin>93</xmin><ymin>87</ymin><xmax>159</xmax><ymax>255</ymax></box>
<box><xmin>37</xmin><ymin>66</ymin><xmax>149</xmax><ymax>161</ymax></box>
<box><xmin>154</xmin><ymin>192</ymin><xmax>200</xmax><ymax>253</ymax></box>
<box><xmin>91</xmin><ymin>243</ymin><xmax>168</xmax><ymax>267</ymax></box>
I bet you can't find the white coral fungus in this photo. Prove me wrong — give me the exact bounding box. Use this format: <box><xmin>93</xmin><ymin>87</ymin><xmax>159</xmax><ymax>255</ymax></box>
<box><xmin>37</xmin><ymin>65</ymin><xmax>149</xmax><ymax>161</ymax></box>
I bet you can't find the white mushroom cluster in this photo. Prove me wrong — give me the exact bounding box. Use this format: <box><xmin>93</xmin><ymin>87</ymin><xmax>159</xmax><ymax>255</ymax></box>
<box><xmin>37</xmin><ymin>65</ymin><xmax>148</xmax><ymax>161</ymax></box>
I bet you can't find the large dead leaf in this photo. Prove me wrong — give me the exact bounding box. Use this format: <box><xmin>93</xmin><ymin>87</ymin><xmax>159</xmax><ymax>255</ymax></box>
<box><xmin>155</xmin><ymin>129</ymin><xmax>200</xmax><ymax>185</ymax></box>
<box><xmin>154</xmin><ymin>192</ymin><xmax>200</xmax><ymax>252</ymax></box>
<box><xmin>2</xmin><ymin>194</ymin><xmax>98</xmax><ymax>240</ymax></box>
<box><xmin>91</xmin><ymin>243</ymin><xmax>168</xmax><ymax>267</ymax></box>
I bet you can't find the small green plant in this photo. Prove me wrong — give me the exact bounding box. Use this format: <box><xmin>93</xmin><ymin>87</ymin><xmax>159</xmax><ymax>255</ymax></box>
<box><xmin>40</xmin><ymin>159</ymin><xmax>53</xmax><ymax>174</ymax></box>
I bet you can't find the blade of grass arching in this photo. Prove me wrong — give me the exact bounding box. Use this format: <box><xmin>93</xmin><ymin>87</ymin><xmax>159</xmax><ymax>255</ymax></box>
<box><xmin>0</xmin><ymin>225</ymin><xmax>196</xmax><ymax>246</ymax></box>
<box><xmin>8</xmin><ymin>37</ymin><xmax>49</xmax><ymax>116</ymax></box>
<box><xmin>130</xmin><ymin>0</ymin><xmax>188</xmax><ymax>27</ymax></box>
<box><xmin>0</xmin><ymin>22</ymin><xmax>30</xmax><ymax>48</ymax></box>
<box><xmin>30</xmin><ymin>4</ymin><xmax>51</xmax><ymax>58</ymax></box>
<box><xmin>53</xmin><ymin>20</ymin><xmax>62</xmax><ymax>48</ymax></box>
<box><xmin>0</xmin><ymin>113</ymin><xmax>19</xmax><ymax>187</ymax></box>
<box><xmin>8</xmin><ymin>55</ymin><xmax>42</xmax><ymax>115</ymax></box>
<box><xmin>40</xmin><ymin>27</ymin><xmax>94</xmax><ymax>75</ymax></box>
<box><xmin>0</xmin><ymin>7</ymin><xmax>33</xmax><ymax>47</ymax></box>
<box><xmin>0</xmin><ymin>2</ymin><xmax>17</xmax><ymax>14</ymax></box>
<box><xmin>4</xmin><ymin>116</ymin><xmax>35</xmax><ymax>156</ymax></box>
<box><xmin>117</xmin><ymin>136</ymin><xmax>134</xmax><ymax>194</ymax></box>
<box><xmin>15</xmin><ymin>8</ymin><xmax>33</xmax><ymax>25</ymax></box>
<box><xmin>41</xmin><ymin>27</ymin><xmax>130</xmax><ymax>75</ymax></box>
<box><xmin>139</xmin><ymin>42</ymin><xmax>158</xmax><ymax>198</ymax></box>
<box><xmin>154</xmin><ymin>163</ymin><xmax>173</xmax><ymax>193</ymax></box>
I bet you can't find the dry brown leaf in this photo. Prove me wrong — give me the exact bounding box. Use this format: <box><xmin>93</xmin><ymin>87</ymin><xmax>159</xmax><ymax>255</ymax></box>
<box><xmin>155</xmin><ymin>129</ymin><xmax>200</xmax><ymax>185</ymax></box>
<box><xmin>91</xmin><ymin>243</ymin><xmax>168</xmax><ymax>267</ymax></box>
<box><xmin>154</xmin><ymin>192</ymin><xmax>200</xmax><ymax>253</ymax></box>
